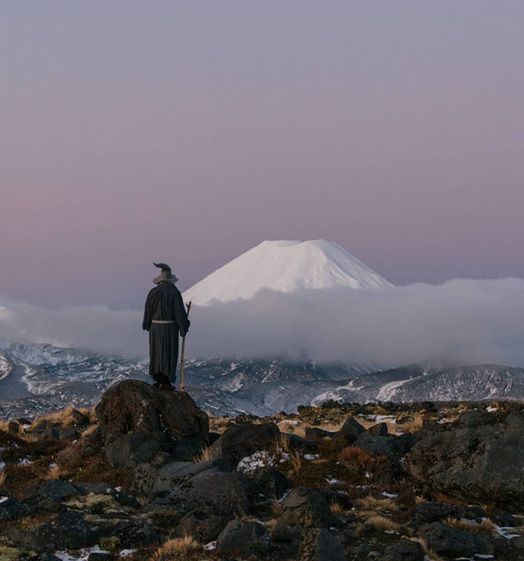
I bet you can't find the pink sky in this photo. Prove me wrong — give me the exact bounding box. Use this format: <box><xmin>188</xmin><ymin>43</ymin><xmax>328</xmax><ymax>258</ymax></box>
<box><xmin>1</xmin><ymin>1</ymin><xmax>523</xmax><ymax>308</ymax></box>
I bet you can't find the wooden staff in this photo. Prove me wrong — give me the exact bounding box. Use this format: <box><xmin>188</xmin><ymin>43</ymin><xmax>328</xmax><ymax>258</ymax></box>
<box><xmin>179</xmin><ymin>301</ymin><xmax>192</xmax><ymax>391</ymax></box>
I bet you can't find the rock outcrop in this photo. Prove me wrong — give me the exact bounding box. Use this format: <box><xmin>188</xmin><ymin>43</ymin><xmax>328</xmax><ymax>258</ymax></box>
<box><xmin>95</xmin><ymin>380</ymin><xmax>209</xmax><ymax>465</ymax></box>
<box><xmin>406</xmin><ymin>409</ymin><xmax>524</xmax><ymax>508</ymax></box>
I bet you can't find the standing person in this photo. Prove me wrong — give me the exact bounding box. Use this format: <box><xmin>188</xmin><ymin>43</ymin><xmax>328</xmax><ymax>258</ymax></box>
<box><xmin>142</xmin><ymin>263</ymin><xmax>190</xmax><ymax>390</ymax></box>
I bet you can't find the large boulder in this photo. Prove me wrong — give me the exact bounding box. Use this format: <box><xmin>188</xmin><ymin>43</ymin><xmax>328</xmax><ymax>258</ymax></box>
<box><xmin>95</xmin><ymin>380</ymin><xmax>209</xmax><ymax>465</ymax></box>
<box><xmin>406</xmin><ymin>410</ymin><xmax>524</xmax><ymax>508</ymax></box>
<box><xmin>209</xmin><ymin>422</ymin><xmax>280</xmax><ymax>467</ymax></box>
<box><xmin>158</xmin><ymin>469</ymin><xmax>250</xmax><ymax>516</ymax></box>
<box><xmin>153</xmin><ymin>457</ymin><xmax>231</xmax><ymax>495</ymax></box>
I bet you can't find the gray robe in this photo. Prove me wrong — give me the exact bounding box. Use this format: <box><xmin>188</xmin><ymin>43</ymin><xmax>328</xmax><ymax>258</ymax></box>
<box><xmin>142</xmin><ymin>281</ymin><xmax>190</xmax><ymax>382</ymax></box>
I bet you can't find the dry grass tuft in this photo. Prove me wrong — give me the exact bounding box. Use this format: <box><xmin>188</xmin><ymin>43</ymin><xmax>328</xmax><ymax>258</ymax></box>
<box><xmin>45</xmin><ymin>463</ymin><xmax>61</xmax><ymax>481</ymax></box>
<box><xmin>289</xmin><ymin>451</ymin><xmax>302</xmax><ymax>474</ymax></box>
<box><xmin>330</xmin><ymin>502</ymin><xmax>343</xmax><ymax>514</ymax></box>
<box><xmin>355</xmin><ymin>495</ymin><xmax>396</xmax><ymax>512</ymax></box>
<box><xmin>445</xmin><ymin>516</ymin><xmax>496</xmax><ymax>534</ymax></box>
<box><xmin>0</xmin><ymin>470</ymin><xmax>6</xmax><ymax>487</ymax></box>
<box><xmin>148</xmin><ymin>536</ymin><xmax>203</xmax><ymax>561</ymax></box>
<box><xmin>338</xmin><ymin>446</ymin><xmax>389</xmax><ymax>483</ymax></box>
<box><xmin>193</xmin><ymin>445</ymin><xmax>212</xmax><ymax>463</ymax></box>
<box><xmin>275</xmin><ymin>432</ymin><xmax>291</xmax><ymax>453</ymax></box>
<box><xmin>408</xmin><ymin>537</ymin><xmax>446</xmax><ymax>561</ymax></box>
<box><xmin>357</xmin><ymin>514</ymin><xmax>400</xmax><ymax>535</ymax></box>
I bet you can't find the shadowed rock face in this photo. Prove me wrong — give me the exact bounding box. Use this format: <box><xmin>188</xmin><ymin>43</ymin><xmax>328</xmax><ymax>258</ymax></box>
<box><xmin>406</xmin><ymin>410</ymin><xmax>524</xmax><ymax>509</ymax></box>
<box><xmin>94</xmin><ymin>379</ymin><xmax>209</xmax><ymax>465</ymax></box>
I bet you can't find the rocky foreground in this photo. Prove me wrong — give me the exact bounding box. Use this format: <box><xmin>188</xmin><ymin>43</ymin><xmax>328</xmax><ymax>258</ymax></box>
<box><xmin>0</xmin><ymin>381</ymin><xmax>523</xmax><ymax>561</ymax></box>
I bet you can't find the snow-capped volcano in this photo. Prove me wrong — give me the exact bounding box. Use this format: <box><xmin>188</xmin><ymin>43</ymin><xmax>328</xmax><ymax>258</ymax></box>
<box><xmin>184</xmin><ymin>239</ymin><xmax>392</xmax><ymax>306</ymax></box>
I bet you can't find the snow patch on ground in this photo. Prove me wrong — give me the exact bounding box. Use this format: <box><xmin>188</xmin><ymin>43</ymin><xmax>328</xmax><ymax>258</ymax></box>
<box><xmin>237</xmin><ymin>450</ymin><xmax>289</xmax><ymax>476</ymax></box>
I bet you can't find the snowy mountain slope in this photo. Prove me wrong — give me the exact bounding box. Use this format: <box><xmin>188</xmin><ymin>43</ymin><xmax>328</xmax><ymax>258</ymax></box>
<box><xmin>184</xmin><ymin>240</ymin><xmax>392</xmax><ymax>305</ymax></box>
<box><xmin>0</xmin><ymin>353</ymin><xmax>12</xmax><ymax>382</ymax></box>
<box><xmin>313</xmin><ymin>364</ymin><xmax>524</xmax><ymax>405</ymax></box>
<box><xmin>1</xmin><ymin>342</ymin><xmax>523</xmax><ymax>418</ymax></box>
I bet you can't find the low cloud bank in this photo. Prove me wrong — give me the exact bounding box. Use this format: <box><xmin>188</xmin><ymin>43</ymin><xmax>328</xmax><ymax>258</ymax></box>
<box><xmin>2</xmin><ymin>277</ymin><xmax>524</xmax><ymax>368</ymax></box>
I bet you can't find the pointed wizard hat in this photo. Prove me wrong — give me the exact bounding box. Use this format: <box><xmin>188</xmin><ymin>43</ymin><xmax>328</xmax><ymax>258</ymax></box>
<box><xmin>153</xmin><ymin>262</ymin><xmax>179</xmax><ymax>284</ymax></box>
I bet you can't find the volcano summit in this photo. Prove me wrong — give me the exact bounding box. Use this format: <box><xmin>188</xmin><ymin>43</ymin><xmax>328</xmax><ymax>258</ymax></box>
<box><xmin>184</xmin><ymin>239</ymin><xmax>392</xmax><ymax>306</ymax></box>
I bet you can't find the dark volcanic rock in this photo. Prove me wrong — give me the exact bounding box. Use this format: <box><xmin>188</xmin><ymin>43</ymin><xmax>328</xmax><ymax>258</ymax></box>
<box><xmin>421</xmin><ymin>522</ymin><xmax>495</xmax><ymax>558</ymax></box>
<box><xmin>272</xmin><ymin>487</ymin><xmax>333</xmax><ymax>542</ymax></box>
<box><xmin>305</xmin><ymin>426</ymin><xmax>336</xmax><ymax>440</ymax></box>
<box><xmin>153</xmin><ymin>457</ymin><xmax>231</xmax><ymax>494</ymax></box>
<box><xmin>368</xmin><ymin>422</ymin><xmax>389</xmax><ymax>436</ymax></box>
<box><xmin>174</xmin><ymin>508</ymin><xmax>233</xmax><ymax>542</ymax></box>
<box><xmin>250</xmin><ymin>467</ymin><xmax>290</xmax><ymax>501</ymax></box>
<box><xmin>353</xmin><ymin>433</ymin><xmax>400</xmax><ymax>459</ymax></box>
<box><xmin>95</xmin><ymin>380</ymin><xmax>209</xmax><ymax>465</ymax></box>
<box><xmin>13</xmin><ymin>510</ymin><xmax>98</xmax><ymax>551</ymax></box>
<box><xmin>216</xmin><ymin>519</ymin><xmax>269</xmax><ymax>557</ymax></box>
<box><xmin>411</xmin><ymin>502</ymin><xmax>485</xmax><ymax>528</ymax></box>
<box><xmin>406</xmin><ymin>410</ymin><xmax>524</xmax><ymax>507</ymax></box>
<box><xmin>0</xmin><ymin>496</ymin><xmax>28</xmax><ymax>521</ymax></box>
<box><xmin>39</xmin><ymin>479</ymin><xmax>81</xmax><ymax>501</ymax></box>
<box><xmin>104</xmin><ymin>432</ymin><xmax>166</xmax><ymax>467</ymax></box>
<box><xmin>300</xmin><ymin>528</ymin><xmax>347</xmax><ymax>561</ymax></box>
<box><xmin>163</xmin><ymin>470</ymin><xmax>250</xmax><ymax>515</ymax></box>
<box><xmin>107</xmin><ymin>518</ymin><xmax>159</xmax><ymax>547</ymax></box>
<box><xmin>334</xmin><ymin>416</ymin><xmax>366</xmax><ymax>444</ymax></box>
<box><xmin>383</xmin><ymin>540</ymin><xmax>424</xmax><ymax>561</ymax></box>
<box><xmin>209</xmin><ymin>422</ymin><xmax>280</xmax><ymax>467</ymax></box>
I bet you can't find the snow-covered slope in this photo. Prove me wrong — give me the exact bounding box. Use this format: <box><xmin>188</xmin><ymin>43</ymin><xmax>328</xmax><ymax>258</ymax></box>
<box><xmin>184</xmin><ymin>240</ymin><xmax>392</xmax><ymax>305</ymax></box>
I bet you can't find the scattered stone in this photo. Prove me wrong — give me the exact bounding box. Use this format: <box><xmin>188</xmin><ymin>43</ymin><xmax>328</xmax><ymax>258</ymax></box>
<box><xmin>272</xmin><ymin>487</ymin><xmax>333</xmax><ymax>542</ymax></box>
<box><xmin>250</xmin><ymin>467</ymin><xmax>289</xmax><ymax>501</ymax></box>
<box><xmin>215</xmin><ymin>519</ymin><xmax>269</xmax><ymax>557</ymax></box>
<box><xmin>300</xmin><ymin>528</ymin><xmax>347</xmax><ymax>561</ymax></box>
<box><xmin>368</xmin><ymin>422</ymin><xmax>389</xmax><ymax>436</ymax></box>
<box><xmin>0</xmin><ymin>497</ymin><xmax>28</xmax><ymax>522</ymax></box>
<box><xmin>382</xmin><ymin>540</ymin><xmax>424</xmax><ymax>561</ymax></box>
<box><xmin>334</xmin><ymin>416</ymin><xmax>366</xmax><ymax>444</ymax></box>
<box><xmin>38</xmin><ymin>480</ymin><xmax>80</xmax><ymax>501</ymax></box>
<box><xmin>175</xmin><ymin>508</ymin><xmax>232</xmax><ymax>543</ymax></box>
<box><xmin>421</xmin><ymin>522</ymin><xmax>495</xmax><ymax>558</ymax></box>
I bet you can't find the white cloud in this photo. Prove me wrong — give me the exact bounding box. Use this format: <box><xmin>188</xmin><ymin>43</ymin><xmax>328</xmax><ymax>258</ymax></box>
<box><xmin>2</xmin><ymin>277</ymin><xmax>524</xmax><ymax>368</ymax></box>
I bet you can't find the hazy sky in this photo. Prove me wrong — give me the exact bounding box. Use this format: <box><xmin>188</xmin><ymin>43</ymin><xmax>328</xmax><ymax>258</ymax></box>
<box><xmin>1</xmin><ymin>1</ymin><xmax>523</xmax><ymax>309</ymax></box>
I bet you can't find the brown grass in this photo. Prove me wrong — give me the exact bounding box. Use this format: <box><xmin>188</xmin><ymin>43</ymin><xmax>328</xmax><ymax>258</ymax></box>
<box><xmin>275</xmin><ymin>432</ymin><xmax>291</xmax><ymax>453</ymax></box>
<box><xmin>330</xmin><ymin>502</ymin><xmax>344</xmax><ymax>514</ymax></box>
<box><xmin>355</xmin><ymin>495</ymin><xmax>396</xmax><ymax>512</ymax></box>
<box><xmin>289</xmin><ymin>451</ymin><xmax>302</xmax><ymax>474</ymax></box>
<box><xmin>357</xmin><ymin>515</ymin><xmax>400</xmax><ymax>535</ymax></box>
<box><xmin>148</xmin><ymin>536</ymin><xmax>204</xmax><ymax>561</ymax></box>
<box><xmin>445</xmin><ymin>516</ymin><xmax>496</xmax><ymax>534</ymax></box>
<box><xmin>338</xmin><ymin>446</ymin><xmax>389</xmax><ymax>483</ymax></box>
<box><xmin>193</xmin><ymin>445</ymin><xmax>212</xmax><ymax>463</ymax></box>
<box><xmin>409</xmin><ymin>537</ymin><xmax>446</xmax><ymax>561</ymax></box>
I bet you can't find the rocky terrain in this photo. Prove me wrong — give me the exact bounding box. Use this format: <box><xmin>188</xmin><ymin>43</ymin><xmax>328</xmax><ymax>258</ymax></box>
<box><xmin>0</xmin><ymin>380</ymin><xmax>523</xmax><ymax>561</ymax></box>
